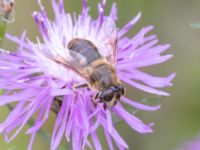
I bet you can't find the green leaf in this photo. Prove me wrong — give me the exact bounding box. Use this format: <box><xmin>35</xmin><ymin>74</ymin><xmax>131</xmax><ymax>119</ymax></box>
<box><xmin>0</xmin><ymin>21</ymin><xmax>6</xmax><ymax>42</ymax></box>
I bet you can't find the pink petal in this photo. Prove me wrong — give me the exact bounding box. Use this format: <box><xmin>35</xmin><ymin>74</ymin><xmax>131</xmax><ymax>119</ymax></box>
<box><xmin>120</xmin><ymin>76</ymin><xmax>169</xmax><ymax>96</ymax></box>
<box><xmin>119</xmin><ymin>12</ymin><xmax>141</xmax><ymax>38</ymax></box>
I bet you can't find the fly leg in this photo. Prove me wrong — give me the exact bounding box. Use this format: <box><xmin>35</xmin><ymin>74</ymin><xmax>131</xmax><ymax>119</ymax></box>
<box><xmin>72</xmin><ymin>83</ymin><xmax>89</xmax><ymax>91</ymax></box>
<box><xmin>103</xmin><ymin>103</ymin><xmax>111</xmax><ymax>110</ymax></box>
<box><xmin>92</xmin><ymin>93</ymin><xmax>102</xmax><ymax>107</ymax></box>
<box><xmin>92</xmin><ymin>93</ymin><xmax>110</xmax><ymax>110</ymax></box>
<box><xmin>51</xmin><ymin>96</ymin><xmax>63</xmax><ymax>114</ymax></box>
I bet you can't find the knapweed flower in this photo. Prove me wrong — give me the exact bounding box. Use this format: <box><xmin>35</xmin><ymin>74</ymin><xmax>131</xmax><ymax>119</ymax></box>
<box><xmin>0</xmin><ymin>0</ymin><xmax>175</xmax><ymax>150</ymax></box>
<box><xmin>175</xmin><ymin>134</ymin><xmax>200</xmax><ymax>150</ymax></box>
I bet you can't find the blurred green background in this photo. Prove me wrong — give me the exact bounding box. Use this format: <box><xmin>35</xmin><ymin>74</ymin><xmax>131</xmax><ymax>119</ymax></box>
<box><xmin>0</xmin><ymin>0</ymin><xmax>200</xmax><ymax>150</ymax></box>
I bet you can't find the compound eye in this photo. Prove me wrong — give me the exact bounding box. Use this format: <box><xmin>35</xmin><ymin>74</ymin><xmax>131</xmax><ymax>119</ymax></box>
<box><xmin>117</xmin><ymin>85</ymin><xmax>125</xmax><ymax>95</ymax></box>
<box><xmin>112</xmin><ymin>86</ymin><xmax>120</xmax><ymax>92</ymax></box>
<box><xmin>112</xmin><ymin>85</ymin><xmax>125</xmax><ymax>95</ymax></box>
<box><xmin>100</xmin><ymin>89</ymin><xmax>114</xmax><ymax>102</ymax></box>
<box><xmin>121</xmin><ymin>87</ymin><xmax>125</xmax><ymax>95</ymax></box>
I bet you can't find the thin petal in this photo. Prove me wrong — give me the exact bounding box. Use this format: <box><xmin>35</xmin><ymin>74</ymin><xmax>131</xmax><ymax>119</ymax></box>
<box><xmin>109</xmin><ymin>3</ymin><xmax>118</xmax><ymax>21</ymax></box>
<box><xmin>91</xmin><ymin>131</ymin><xmax>102</xmax><ymax>150</ymax></box>
<box><xmin>28</xmin><ymin>106</ymin><xmax>46</xmax><ymax>150</ymax></box>
<box><xmin>104</xmin><ymin>129</ymin><xmax>114</xmax><ymax>150</ymax></box>
<box><xmin>51</xmin><ymin>98</ymin><xmax>69</xmax><ymax>150</ymax></box>
<box><xmin>26</xmin><ymin>97</ymin><xmax>53</xmax><ymax>134</ymax></box>
<box><xmin>113</xmin><ymin>104</ymin><xmax>154</xmax><ymax>134</ymax></box>
<box><xmin>101</xmin><ymin>118</ymin><xmax>128</xmax><ymax>149</ymax></box>
<box><xmin>118</xmin><ymin>12</ymin><xmax>141</xmax><ymax>38</ymax></box>
<box><xmin>119</xmin><ymin>70</ymin><xmax>176</xmax><ymax>88</ymax></box>
<box><xmin>120</xmin><ymin>76</ymin><xmax>170</xmax><ymax>96</ymax></box>
<box><xmin>106</xmin><ymin>109</ymin><xmax>113</xmax><ymax>133</ymax></box>
<box><xmin>122</xmin><ymin>97</ymin><xmax>161</xmax><ymax>111</ymax></box>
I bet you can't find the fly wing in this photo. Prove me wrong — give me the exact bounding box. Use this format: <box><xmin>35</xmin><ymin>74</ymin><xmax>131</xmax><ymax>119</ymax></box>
<box><xmin>2</xmin><ymin>8</ymin><xmax>15</xmax><ymax>23</ymax></box>
<box><xmin>0</xmin><ymin>0</ymin><xmax>15</xmax><ymax>23</ymax></box>
<box><xmin>3</xmin><ymin>0</ymin><xmax>15</xmax><ymax>3</ymax></box>
<box><xmin>33</xmin><ymin>44</ymin><xmax>90</xmax><ymax>80</ymax></box>
<box><xmin>101</xmin><ymin>18</ymin><xmax>118</xmax><ymax>69</ymax></box>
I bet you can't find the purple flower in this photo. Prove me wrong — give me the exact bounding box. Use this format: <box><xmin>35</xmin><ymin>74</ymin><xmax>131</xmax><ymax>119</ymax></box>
<box><xmin>0</xmin><ymin>0</ymin><xmax>175</xmax><ymax>150</ymax></box>
<box><xmin>175</xmin><ymin>134</ymin><xmax>200</xmax><ymax>150</ymax></box>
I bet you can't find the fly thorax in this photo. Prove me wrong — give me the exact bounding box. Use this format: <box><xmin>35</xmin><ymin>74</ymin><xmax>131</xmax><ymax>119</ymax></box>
<box><xmin>91</xmin><ymin>64</ymin><xmax>117</xmax><ymax>90</ymax></box>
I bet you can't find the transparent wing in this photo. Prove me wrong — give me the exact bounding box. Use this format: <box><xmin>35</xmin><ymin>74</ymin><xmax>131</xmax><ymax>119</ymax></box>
<box><xmin>101</xmin><ymin>18</ymin><xmax>118</xmax><ymax>69</ymax></box>
<box><xmin>2</xmin><ymin>9</ymin><xmax>15</xmax><ymax>23</ymax></box>
<box><xmin>0</xmin><ymin>0</ymin><xmax>15</xmax><ymax>23</ymax></box>
<box><xmin>3</xmin><ymin>0</ymin><xmax>15</xmax><ymax>3</ymax></box>
<box><xmin>69</xmin><ymin>50</ymin><xmax>89</xmax><ymax>69</ymax></box>
<box><xmin>34</xmin><ymin>44</ymin><xmax>90</xmax><ymax>80</ymax></box>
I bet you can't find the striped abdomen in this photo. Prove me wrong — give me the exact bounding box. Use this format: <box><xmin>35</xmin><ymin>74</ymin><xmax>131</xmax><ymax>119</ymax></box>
<box><xmin>68</xmin><ymin>38</ymin><xmax>102</xmax><ymax>65</ymax></box>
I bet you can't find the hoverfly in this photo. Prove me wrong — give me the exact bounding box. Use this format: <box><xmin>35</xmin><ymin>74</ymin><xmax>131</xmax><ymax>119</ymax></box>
<box><xmin>0</xmin><ymin>0</ymin><xmax>14</xmax><ymax>23</ymax></box>
<box><xmin>36</xmin><ymin>19</ymin><xmax>125</xmax><ymax>109</ymax></box>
